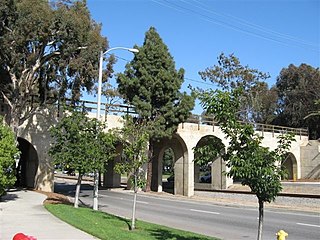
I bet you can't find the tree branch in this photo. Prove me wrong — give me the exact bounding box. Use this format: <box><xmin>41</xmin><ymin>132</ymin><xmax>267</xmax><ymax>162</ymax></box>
<box><xmin>40</xmin><ymin>51</ymin><xmax>61</xmax><ymax>65</ymax></box>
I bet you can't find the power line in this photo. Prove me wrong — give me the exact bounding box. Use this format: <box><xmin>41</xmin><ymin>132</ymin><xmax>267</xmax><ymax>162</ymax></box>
<box><xmin>190</xmin><ymin>0</ymin><xmax>317</xmax><ymax>48</ymax></box>
<box><xmin>152</xmin><ymin>0</ymin><xmax>319</xmax><ymax>52</ymax></box>
<box><xmin>107</xmin><ymin>53</ymin><xmax>215</xmax><ymax>87</ymax></box>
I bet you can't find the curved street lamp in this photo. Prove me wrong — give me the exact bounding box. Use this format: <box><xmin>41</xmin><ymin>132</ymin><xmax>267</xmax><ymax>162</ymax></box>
<box><xmin>96</xmin><ymin>47</ymin><xmax>139</xmax><ymax>120</ymax></box>
<box><xmin>94</xmin><ymin>46</ymin><xmax>139</xmax><ymax>211</ymax></box>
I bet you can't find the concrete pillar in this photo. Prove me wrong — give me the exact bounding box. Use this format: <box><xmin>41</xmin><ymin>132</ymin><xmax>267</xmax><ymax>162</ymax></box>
<box><xmin>211</xmin><ymin>156</ymin><xmax>226</xmax><ymax>189</ymax></box>
<box><xmin>194</xmin><ymin>164</ymin><xmax>200</xmax><ymax>183</ymax></box>
<box><xmin>151</xmin><ymin>143</ymin><xmax>162</xmax><ymax>192</ymax></box>
<box><xmin>184</xmin><ymin>149</ymin><xmax>194</xmax><ymax>197</ymax></box>
<box><xmin>174</xmin><ymin>154</ymin><xmax>184</xmax><ymax>195</ymax></box>
<box><xmin>103</xmin><ymin>145</ymin><xmax>121</xmax><ymax>188</ymax></box>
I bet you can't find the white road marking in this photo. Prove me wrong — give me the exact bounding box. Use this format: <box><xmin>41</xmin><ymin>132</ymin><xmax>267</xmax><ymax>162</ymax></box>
<box><xmin>297</xmin><ymin>223</ymin><xmax>320</xmax><ymax>228</ymax></box>
<box><xmin>137</xmin><ymin>200</ymin><xmax>149</xmax><ymax>204</ymax></box>
<box><xmin>99</xmin><ymin>194</ymin><xmax>149</xmax><ymax>204</ymax></box>
<box><xmin>190</xmin><ymin>209</ymin><xmax>220</xmax><ymax>215</ymax></box>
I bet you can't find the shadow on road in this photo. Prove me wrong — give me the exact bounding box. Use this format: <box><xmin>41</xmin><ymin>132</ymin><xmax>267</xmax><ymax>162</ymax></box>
<box><xmin>54</xmin><ymin>181</ymin><xmax>93</xmax><ymax>197</ymax></box>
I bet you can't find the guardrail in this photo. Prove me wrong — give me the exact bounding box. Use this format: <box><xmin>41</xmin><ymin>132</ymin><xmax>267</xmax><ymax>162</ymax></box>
<box><xmin>184</xmin><ymin>115</ymin><xmax>309</xmax><ymax>138</ymax></box>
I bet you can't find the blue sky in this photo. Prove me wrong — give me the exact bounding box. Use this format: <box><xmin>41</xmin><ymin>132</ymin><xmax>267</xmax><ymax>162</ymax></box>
<box><xmin>86</xmin><ymin>0</ymin><xmax>319</xmax><ymax>114</ymax></box>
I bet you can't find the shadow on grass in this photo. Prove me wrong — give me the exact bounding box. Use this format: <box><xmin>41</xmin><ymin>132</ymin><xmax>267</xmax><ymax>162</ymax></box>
<box><xmin>101</xmin><ymin>213</ymin><xmax>132</xmax><ymax>230</ymax></box>
<box><xmin>148</xmin><ymin>228</ymin><xmax>211</xmax><ymax>240</ymax></box>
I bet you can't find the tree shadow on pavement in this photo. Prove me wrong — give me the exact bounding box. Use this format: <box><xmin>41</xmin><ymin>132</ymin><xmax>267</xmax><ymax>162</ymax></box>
<box><xmin>0</xmin><ymin>193</ymin><xmax>18</xmax><ymax>202</ymax></box>
<box><xmin>0</xmin><ymin>188</ymin><xmax>27</xmax><ymax>202</ymax></box>
<box><xmin>54</xmin><ymin>181</ymin><xmax>93</xmax><ymax>197</ymax></box>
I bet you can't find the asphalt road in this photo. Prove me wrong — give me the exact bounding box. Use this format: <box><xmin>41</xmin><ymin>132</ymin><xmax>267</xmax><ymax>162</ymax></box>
<box><xmin>55</xmin><ymin>180</ymin><xmax>320</xmax><ymax>240</ymax></box>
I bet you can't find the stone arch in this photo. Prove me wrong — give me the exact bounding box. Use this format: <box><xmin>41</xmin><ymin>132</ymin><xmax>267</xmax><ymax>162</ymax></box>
<box><xmin>282</xmin><ymin>153</ymin><xmax>297</xmax><ymax>180</ymax></box>
<box><xmin>194</xmin><ymin>135</ymin><xmax>226</xmax><ymax>190</ymax></box>
<box><xmin>16</xmin><ymin>137</ymin><xmax>39</xmax><ymax>188</ymax></box>
<box><xmin>152</xmin><ymin>134</ymin><xmax>189</xmax><ymax>196</ymax></box>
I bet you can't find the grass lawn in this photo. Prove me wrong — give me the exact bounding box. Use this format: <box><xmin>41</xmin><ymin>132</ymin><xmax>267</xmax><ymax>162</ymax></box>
<box><xmin>45</xmin><ymin>204</ymin><xmax>220</xmax><ymax>240</ymax></box>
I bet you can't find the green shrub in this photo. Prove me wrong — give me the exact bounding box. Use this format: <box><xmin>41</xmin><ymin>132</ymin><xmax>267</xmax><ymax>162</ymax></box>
<box><xmin>0</xmin><ymin>117</ymin><xmax>20</xmax><ymax>196</ymax></box>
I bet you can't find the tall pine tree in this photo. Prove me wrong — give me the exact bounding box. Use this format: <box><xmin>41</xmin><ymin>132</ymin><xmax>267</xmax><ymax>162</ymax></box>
<box><xmin>117</xmin><ymin>27</ymin><xmax>195</xmax><ymax>191</ymax></box>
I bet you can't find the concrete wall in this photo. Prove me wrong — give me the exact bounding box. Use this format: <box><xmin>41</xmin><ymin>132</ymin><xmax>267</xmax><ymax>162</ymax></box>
<box><xmin>17</xmin><ymin>105</ymin><xmax>58</xmax><ymax>192</ymax></box>
<box><xmin>3</xmin><ymin>106</ymin><xmax>316</xmax><ymax>195</ymax></box>
<box><xmin>300</xmin><ymin>140</ymin><xmax>320</xmax><ymax>179</ymax></box>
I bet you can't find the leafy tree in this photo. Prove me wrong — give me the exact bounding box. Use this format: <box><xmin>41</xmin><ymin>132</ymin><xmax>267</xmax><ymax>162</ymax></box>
<box><xmin>198</xmin><ymin>88</ymin><xmax>294</xmax><ymax>240</ymax></box>
<box><xmin>0</xmin><ymin>0</ymin><xmax>108</xmax><ymax>132</ymax></box>
<box><xmin>249</xmin><ymin>82</ymin><xmax>278</xmax><ymax>124</ymax></box>
<box><xmin>114</xmin><ymin>116</ymin><xmax>149</xmax><ymax>230</ymax></box>
<box><xmin>198</xmin><ymin>53</ymin><xmax>272</xmax><ymax>123</ymax></box>
<box><xmin>304</xmin><ymin>100</ymin><xmax>320</xmax><ymax>119</ymax></box>
<box><xmin>0</xmin><ymin>116</ymin><xmax>20</xmax><ymax>196</ymax></box>
<box><xmin>116</xmin><ymin>27</ymin><xmax>195</xmax><ymax>191</ymax></box>
<box><xmin>49</xmin><ymin>107</ymin><xmax>116</xmax><ymax>208</ymax></box>
<box><xmin>193</xmin><ymin>136</ymin><xmax>224</xmax><ymax>167</ymax></box>
<box><xmin>163</xmin><ymin>148</ymin><xmax>174</xmax><ymax>174</ymax></box>
<box><xmin>274</xmin><ymin>64</ymin><xmax>320</xmax><ymax>139</ymax></box>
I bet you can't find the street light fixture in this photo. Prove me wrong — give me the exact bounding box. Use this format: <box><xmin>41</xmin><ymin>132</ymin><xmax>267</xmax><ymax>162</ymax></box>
<box><xmin>93</xmin><ymin>46</ymin><xmax>139</xmax><ymax>211</ymax></box>
<box><xmin>96</xmin><ymin>47</ymin><xmax>139</xmax><ymax>120</ymax></box>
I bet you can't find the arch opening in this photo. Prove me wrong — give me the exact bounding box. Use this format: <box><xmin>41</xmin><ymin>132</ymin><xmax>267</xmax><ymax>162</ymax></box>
<box><xmin>16</xmin><ymin>138</ymin><xmax>39</xmax><ymax>188</ymax></box>
<box><xmin>282</xmin><ymin>153</ymin><xmax>297</xmax><ymax>180</ymax></box>
<box><xmin>193</xmin><ymin>135</ymin><xmax>226</xmax><ymax>190</ymax></box>
<box><xmin>152</xmin><ymin>134</ymin><xmax>189</xmax><ymax>196</ymax></box>
<box><xmin>161</xmin><ymin>147</ymin><xmax>175</xmax><ymax>194</ymax></box>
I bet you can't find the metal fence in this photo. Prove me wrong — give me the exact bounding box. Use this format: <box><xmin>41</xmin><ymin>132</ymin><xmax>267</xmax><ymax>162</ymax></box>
<box><xmin>184</xmin><ymin>115</ymin><xmax>309</xmax><ymax>138</ymax></box>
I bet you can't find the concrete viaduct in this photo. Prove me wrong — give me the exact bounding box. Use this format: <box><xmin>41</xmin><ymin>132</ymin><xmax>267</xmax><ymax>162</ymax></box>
<box><xmin>1</xmin><ymin>101</ymin><xmax>319</xmax><ymax>196</ymax></box>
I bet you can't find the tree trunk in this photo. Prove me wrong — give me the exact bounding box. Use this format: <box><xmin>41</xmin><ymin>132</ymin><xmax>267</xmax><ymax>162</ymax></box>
<box><xmin>257</xmin><ymin>199</ymin><xmax>264</xmax><ymax>240</ymax></box>
<box><xmin>74</xmin><ymin>174</ymin><xmax>82</xmax><ymax>208</ymax></box>
<box><xmin>131</xmin><ymin>173</ymin><xmax>137</xmax><ymax>230</ymax></box>
<box><xmin>145</xmin><ymin>141</ymin><xmax>154</xmax><ymax>192</ymax></box>
<box><xmin>93</xmin><ymin>171</ymin><xmax>99</xmax><ymax>210</ymax></box>
<box><xmin>8</xmin><ymin>104</ymin><xmax>19</xmax><ymax>135</ymax></box>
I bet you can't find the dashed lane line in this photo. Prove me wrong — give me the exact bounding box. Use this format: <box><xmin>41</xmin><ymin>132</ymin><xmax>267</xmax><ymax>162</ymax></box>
<box><xmin>296</xmin><ymin>223</ymin><xmax>320</xmax><ymax>228</ymax></box>
<box><xmin>190</xmin><ymin>209</ymin><xmax>220</xmax><ymax>215</ymax></box>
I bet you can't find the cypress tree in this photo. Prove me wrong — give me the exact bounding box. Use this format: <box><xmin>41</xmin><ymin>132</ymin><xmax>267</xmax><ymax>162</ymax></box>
<box><xmin>117</xmin><ymin>27</ymin><xmax>194</xmax><ymax>190</ymax></box>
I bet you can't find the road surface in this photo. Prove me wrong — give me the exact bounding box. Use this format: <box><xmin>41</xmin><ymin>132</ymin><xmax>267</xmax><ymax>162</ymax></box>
<box><xmin>55</xmin><ymin>180</ymin><xmax>320</xmax><ymax>240</ymax></box>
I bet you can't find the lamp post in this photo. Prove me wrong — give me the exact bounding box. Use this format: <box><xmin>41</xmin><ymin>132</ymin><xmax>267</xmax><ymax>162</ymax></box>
<box><xmin>93</xmin><ymin>47</ymin><xmax>139</xmax><ymax>211</ymax></box>
<box><xmin>96</xmin><ymin>47</ymin><xmax>139</xmax><ymax>120</ymax></box>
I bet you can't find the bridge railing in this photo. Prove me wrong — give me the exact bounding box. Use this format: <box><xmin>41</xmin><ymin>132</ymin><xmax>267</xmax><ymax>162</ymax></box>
<box><xmin>10</xmin><ymin>95</ymin><xmax>308</xmax><ymax>138</ymax></box>
<box><xmin>50</xmin><ymin>98</ymin><xmax>136</xmax><ymax>117</ymax></box>
<box><xmin>184</xmin><ymin>115</ymin><xmax>309</xmax><ymax>138</ymax></box>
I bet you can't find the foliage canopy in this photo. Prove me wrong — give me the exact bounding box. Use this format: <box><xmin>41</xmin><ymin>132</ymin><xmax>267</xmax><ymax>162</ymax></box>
<box><xmin>49</xmin><ymin>108</ymin><xmax>116</xmax><ymax>176</ymax></box>
<box><xmin>117</xmin><ymin>27</ymin><xmax>195</xmax><ymax>141</ymax></box>
<box><xmin>198</xmin><ymin>53</ymin><xmax>273</xmax><ymax>123</ymax></box>
<box><xmin>0</xmin><ymin>117</ymin><xmax>20</xmax><ymax>196</ymax></box>
<box><xmin>0</xmin><ymin>0</ymin><xmax>108</xmax><ymax>129</ymax></box>
<box><xmin>273</xmin><ymin>63</ymin><xmax>320</xmax><ymax>139</ymax></box>
<box><xmin>198</xmin><ymin>87</ymin><xmax>294</xmax><ymax>240</ymax></box>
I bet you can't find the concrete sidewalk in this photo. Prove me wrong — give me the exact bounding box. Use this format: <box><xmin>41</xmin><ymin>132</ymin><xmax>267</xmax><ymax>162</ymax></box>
<box><xmin>0</xmin><ymin>189</ymin><xmax>97</xmax><ymax>240</ymax></box>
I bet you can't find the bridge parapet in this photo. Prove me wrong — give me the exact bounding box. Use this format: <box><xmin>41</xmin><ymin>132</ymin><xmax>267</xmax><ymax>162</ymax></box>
<box><xmin>5</xmin><ymin>96</ymin><xmax>308</xmax><ymax>139</ymax></box>
<box><xmin>183</xmin><ymin>115</ymin><xmax>309</xmax><ymax>139</ymax></box>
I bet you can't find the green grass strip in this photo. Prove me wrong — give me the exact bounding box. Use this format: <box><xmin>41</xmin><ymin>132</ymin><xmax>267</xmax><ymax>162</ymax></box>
<box><xmin>45</xmin><ymin>203</ymin><xmax>220</xmax><ymax>240</ymax></box>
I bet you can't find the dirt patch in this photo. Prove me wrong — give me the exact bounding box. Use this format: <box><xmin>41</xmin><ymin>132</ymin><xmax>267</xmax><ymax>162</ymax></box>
<box><xmin>35</xmin><ymin>190</ymin><xmax>72</xmax><ymax>205</ymax></box>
